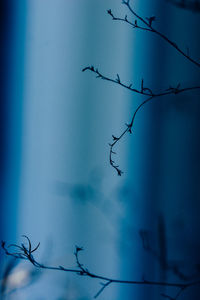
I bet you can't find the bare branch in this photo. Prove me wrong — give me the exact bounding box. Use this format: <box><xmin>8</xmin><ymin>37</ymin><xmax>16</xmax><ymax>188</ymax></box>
<box><xmin>83</xmin><ymin>66</ymin><xmax>200</xmax><ymax>98</ymax></box>
<box><xmin>2</xmin><ymin>238</ymin><xmax>200</xmax><ymax>298</ymax></box>
<box><xmin>83</xmin><ymin>65</ymin><xmax>200</xmax><ymax>175</ymax></box>
<box><xmin>83</xmin><ymin>0</ymin><xmax>200</xmax><ymax>175</ymax></box>
<box><xmin>110</xmin><ymin>1</ymin><xmax>200</xmax><ymax>68</ymax></box>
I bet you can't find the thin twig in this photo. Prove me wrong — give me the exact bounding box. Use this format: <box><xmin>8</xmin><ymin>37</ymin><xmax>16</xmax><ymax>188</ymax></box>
<box><xmin>83</xmin><ymin>66</ymin><xmax>200</xmax><ymax>175</ymax></box>
<box><xmin>83</xmin><ymin>0</ymin><xmax>200</xmax><ymax>175</ymax></box>
<box><xmin>109</xmin><ymin>1</ymin><xmax>200</xmax><ymax>68</ymax></box>
<box><xmin>82</xmin><ymin>66</ymin><xmax>200</xmax><ymax>98</ymax></box>
<box><xmin>2</xmin><ymin>238</ymin><xmax>200</xmax><ymax>299</ymax></box>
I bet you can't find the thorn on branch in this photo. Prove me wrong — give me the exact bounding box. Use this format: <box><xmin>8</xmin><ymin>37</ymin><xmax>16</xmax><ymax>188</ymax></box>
<box><xmin>96</xmin><ymin>68</ymin><xmax>102</xmax><ymax>78</ymax></box>
<box><xmin>107</xmin><ymin>9</ymin><xmax>114</xmax><ymax>19</ymax></box>
<box><xmin>122</xmin><ymin>0</ymin><xmax>130</xmax><ymax>5</ymax></box>
<box><xmin>146</xmin><ymin>16</ymin><xmax>156</xmax><ymax>27</ymax></box>
<box><xmin>116</xmin><ymin>74</ymin><xmax>121</xmax><ymax>83</ymax></box>
<box><xmin>166</xmin><ymin>83</ymin><xmax>181</xmax><ymax>94</ymax></box>
<box><xmin>112</xmin><ymin>135</ymin><xmax>119</xmax><ymax>141</ymax></box>
<box><xmin>126</xmin><ymin>123</ymin><xmax>132</xmax><ymax>134</ymax></box>
<box><xmin>75</xmin><ymin>246</ymin><xmax>84</xmax><ymax>253</ymax></box>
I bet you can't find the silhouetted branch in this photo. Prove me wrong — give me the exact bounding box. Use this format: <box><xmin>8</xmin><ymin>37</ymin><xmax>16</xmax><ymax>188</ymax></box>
<box><xmin>83</xmin><ymin>0</ymin><xmax>200</xmax><ymax>175</ymax></box>
<box><xmin>107</xmin><ymin>95</ymin><xmax>153</xmax><ymax>176</ymax></box>
<box><xmin>107</xmin><ymin>8</ymin><xmax>152</xmax><ymax>32</ymax></box>
<box><xmin>82</xmin><ymin>67</ymin><xmax>200</xmax><ymax>98</ymax></box>
<box><xmin>2</xmin><ymin>238</ymin><xmax>200</xmax><ymax>299</ymax></box>
<box><xmin>108</xmin><ymin>1</ymin><xmax>200</xmax><ymax>68</ymax></box>
<box><xmin>1</xmin><ymin>242</ymin><xmax>42</xmax><ymax>298</ymax></box>
<box><xmin>83</xmin><ymin>65</ymin><xmax>200</xmax><ymax>175</ymax></box>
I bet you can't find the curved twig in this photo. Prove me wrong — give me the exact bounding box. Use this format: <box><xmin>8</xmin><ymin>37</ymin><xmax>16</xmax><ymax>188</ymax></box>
<box><xmin>83</xmin><ymin>66</ymin><xmax>200</xmax><ymax>175</ymax></box>
<box><xmin>108</xmin><ymin>1</ymin><xmax>200</xmax><ymax>68</ymax></box>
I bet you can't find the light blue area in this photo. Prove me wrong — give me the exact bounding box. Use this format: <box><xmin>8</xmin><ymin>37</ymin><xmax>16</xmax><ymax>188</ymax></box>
<box><xmin>3</xmin><ymin>0</ymin><xmax>200</xmax><ymax>299</ymax></box>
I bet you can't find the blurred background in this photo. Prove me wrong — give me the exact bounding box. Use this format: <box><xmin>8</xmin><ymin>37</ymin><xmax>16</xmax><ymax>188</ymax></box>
<box><xmin>1</xmin><ymin>0</ymin><xmax>200</xmax><ymax>299</ymax></box>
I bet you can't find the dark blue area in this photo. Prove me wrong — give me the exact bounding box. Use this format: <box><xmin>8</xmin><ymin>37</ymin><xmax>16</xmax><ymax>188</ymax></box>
<box><xmin>0</xmin><ymin>1</ymin><xmax>15</xmax><ymax>247</ymax></box>
<box><xmin>0</xmin><ymin>0</ymin><xmax>27</xmax><ymax>247</ymax></box>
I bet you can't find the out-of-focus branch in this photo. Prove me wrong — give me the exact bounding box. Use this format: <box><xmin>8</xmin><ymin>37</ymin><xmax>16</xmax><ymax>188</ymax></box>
<box><xmin>167</xmin><ymin>0</ymin><xmax>200</xmax><ymax>13</ymax></box>
<box><xmin>140</xmin><ymin>229</ymin><xmax>200</xmax><ymax>282</ymax></box>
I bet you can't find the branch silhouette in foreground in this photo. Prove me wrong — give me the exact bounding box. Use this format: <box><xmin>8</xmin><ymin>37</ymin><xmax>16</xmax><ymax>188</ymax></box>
<box><xmin>2</xmin><ymin>237</ymin><xmax>200</xmax><ymax>299</ymax></box>
<box><xmin>108</xmin><ymin>0</ymin><xmax>200</xmax><ymax>68</ymax></box>
<box><xmin>83</xmin><ymin>66</ymin><xmax>200</xmax><ymax>176</ymax></box>
<box><xmin>83</xmin><ymin>0</ymin><xmax>200</xmax><ymax>175</ymax></box>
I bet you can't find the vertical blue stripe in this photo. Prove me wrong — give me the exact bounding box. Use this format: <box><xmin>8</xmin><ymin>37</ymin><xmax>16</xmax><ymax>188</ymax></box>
<box><xmin>0</xmin><ymin>0</ymin><xmax>27</xmax><ymax>243</ymax></box>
